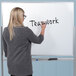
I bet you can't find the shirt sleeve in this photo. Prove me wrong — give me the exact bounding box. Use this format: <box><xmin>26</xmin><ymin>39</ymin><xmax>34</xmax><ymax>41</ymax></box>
<box><xmin>2</xmin><ymin>28</ymin><xmax>7</xmax><ymax>57</ymax></box>
<box><xmin>27</xmin><ymin>27</ymin><xmax>44</xmax><ymax>44</ymax></box>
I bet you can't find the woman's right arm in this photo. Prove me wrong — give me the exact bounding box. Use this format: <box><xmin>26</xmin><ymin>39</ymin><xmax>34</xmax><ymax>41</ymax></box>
<box><xmin>27</xmin><ymin>22</ymin><xmax>46</xmax><ymax>44</ymax></box>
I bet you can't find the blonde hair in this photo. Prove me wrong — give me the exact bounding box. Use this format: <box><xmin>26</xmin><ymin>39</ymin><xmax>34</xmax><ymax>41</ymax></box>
<box><xmin>8</xmin><ymin>7</ymin><xmax>24</xmax><ymax>41</ymax></box>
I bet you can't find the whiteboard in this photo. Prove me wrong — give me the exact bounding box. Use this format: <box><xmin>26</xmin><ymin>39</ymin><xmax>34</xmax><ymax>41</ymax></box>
<box><xmin>1</xmin><ymin>2</ymin><xmax>74</xmax><ymax>56</ymax></box>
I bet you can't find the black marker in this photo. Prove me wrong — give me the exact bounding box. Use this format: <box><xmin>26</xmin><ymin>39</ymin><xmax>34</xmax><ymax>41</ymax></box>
<box><xmin>48</xmin><ymin>58</ymin><xmax>58</xmax><ymax>60</ymax></box>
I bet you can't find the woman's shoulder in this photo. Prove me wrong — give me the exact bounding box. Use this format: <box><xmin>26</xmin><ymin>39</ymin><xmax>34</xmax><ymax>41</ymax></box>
<box><xmin>24</xmin><ymin>26</ymin><xmax>33</xmax><ymax>35</ymax></box>
<box><xmin>3</xmin><ymin>27</ymin><xmax>8</xmax><ymax>31</ymax></box>
<box><xmin>3</xmin><ymin>26</ymin><xmax>31</xmax><ymax>30</ymax></box>
<box><xmin>24</xmin><ymin>26</ymin><xmax>32</xmax><ymax>31</ymax></box>
<box><xmin>2</xmin><ymin>27</ymin><xmax>8</xmax><ymax>36</ymax></box>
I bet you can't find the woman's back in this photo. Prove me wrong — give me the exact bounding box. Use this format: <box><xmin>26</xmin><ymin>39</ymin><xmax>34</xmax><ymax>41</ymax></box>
<box><xmin>2</xmin><ymin>26</ymin><xmax>44</xmax><ymax>75</ymax></box>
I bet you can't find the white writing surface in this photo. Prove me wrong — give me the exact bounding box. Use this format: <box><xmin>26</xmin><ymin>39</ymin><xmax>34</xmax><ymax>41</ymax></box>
<box><xmin>2</xmin><ymin>2</ymin><xmax>74</xmax><ymax>56</ymax></box>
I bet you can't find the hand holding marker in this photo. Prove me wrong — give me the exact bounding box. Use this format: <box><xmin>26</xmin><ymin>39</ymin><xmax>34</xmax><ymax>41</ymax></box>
<box><xmin>40</xmin><ymin>21</ymin><xmax>46</xmax><ymax>36</ymax></box>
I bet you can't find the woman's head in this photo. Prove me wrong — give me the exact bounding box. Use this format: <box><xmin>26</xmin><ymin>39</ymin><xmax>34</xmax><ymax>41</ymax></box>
<box><xmin>9</xmin><ymin>7</ymin><xmax>25</xmax><ymax>27</ymax></box>
<box><xmin>8</xmin><ymin>7</ymin><xmax>25</xmax><ymax>41</ymax></box>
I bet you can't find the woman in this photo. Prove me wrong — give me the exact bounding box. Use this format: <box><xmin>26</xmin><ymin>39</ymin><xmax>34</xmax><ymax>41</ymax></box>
<box><xmin>2</xmin><ymin>7</ymin><xmax>46</xmax><ymax>76</ymax></box>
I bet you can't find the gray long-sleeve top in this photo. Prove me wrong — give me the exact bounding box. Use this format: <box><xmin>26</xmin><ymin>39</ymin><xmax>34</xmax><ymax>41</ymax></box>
<box><xmin>2</xmin><ymin>26</ymin><xmax>44</xmax><ymax>76</ymax></box>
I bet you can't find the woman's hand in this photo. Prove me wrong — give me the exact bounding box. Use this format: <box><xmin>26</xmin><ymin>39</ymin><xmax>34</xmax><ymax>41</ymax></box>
<box><xmin>41</xmin><ymin>21</ymin><xmax>46</xmax><ymax>30</ymax></box>
<box><xmin>40</xmin><ymin>21</ymin><xmax>46</xmax><ymax>36</ymax></box>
